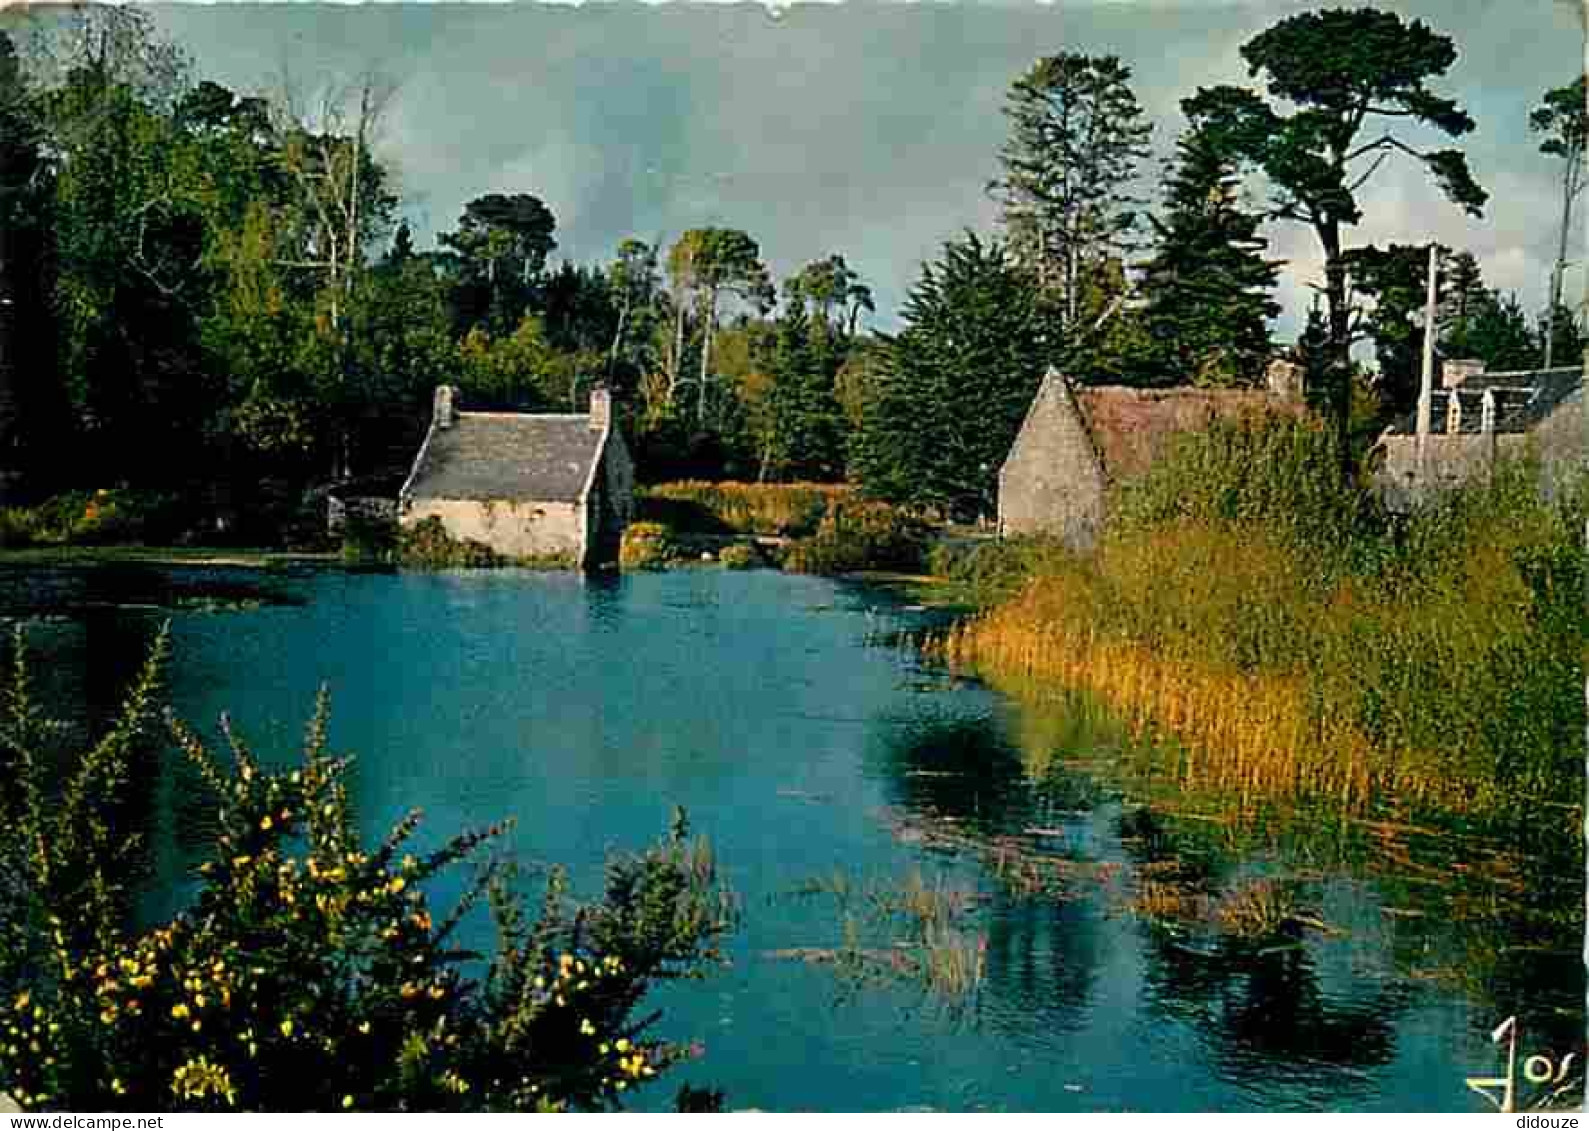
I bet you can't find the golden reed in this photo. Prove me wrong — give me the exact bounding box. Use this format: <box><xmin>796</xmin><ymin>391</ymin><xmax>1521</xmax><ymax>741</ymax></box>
<box><xmin>931</xmin><ymin>583</ymin><xmax>1478</xmax><ymax>815</ymax></box>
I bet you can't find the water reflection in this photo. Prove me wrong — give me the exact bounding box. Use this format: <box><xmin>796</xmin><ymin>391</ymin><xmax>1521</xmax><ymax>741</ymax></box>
<box><xmin>9</xmin><ymin>565</ymin><xmax>1579</xmax><ymax>1112</ymax></box>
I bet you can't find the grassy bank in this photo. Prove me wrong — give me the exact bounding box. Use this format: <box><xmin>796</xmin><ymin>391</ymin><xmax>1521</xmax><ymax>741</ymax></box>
<box><xmin>935</xmin><ymin>418</ymin><xmax>1587</xmax><ymax>818</ymax></box>
<box><xmin>637</xmin><ymin>481</ymin><xmax>851</xmax><ymax>538</ymax></box>
<box><xmin>627</xmin><ymin>482</ymin><xmax>929</xmax><ymax>576</ymax></box>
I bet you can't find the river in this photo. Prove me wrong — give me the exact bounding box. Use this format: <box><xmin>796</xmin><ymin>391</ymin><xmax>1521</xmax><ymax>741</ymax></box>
<box><xmin>5</xmin><ymin>562</ymin><xmax>1582</xmax><ymax>1112</ymax></box>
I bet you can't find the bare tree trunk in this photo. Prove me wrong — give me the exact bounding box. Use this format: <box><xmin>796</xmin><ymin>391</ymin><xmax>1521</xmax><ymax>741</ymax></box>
<box><xmin>1546</xmin><ymin>138</ymin><xmax>1578</xmax><ymax>368</ymax></box>
<box><xmin>697</xmin><ymin>288</ymin><xmax>716</xmax><ymax>425</ymax></box>
<box><xmin>608</xmin><ymin>299</ymin><xmax>629</xmax><ymax>377</ymax></box>
<box><xmin>1320</xmin><ymin>223</ymin><xmax>1354</xmax><ymax>481</ymax></box>
<box><xmin>668</xmin><ymin>297</ymin><xmax>686</xmax><ymax>404</ymax></box>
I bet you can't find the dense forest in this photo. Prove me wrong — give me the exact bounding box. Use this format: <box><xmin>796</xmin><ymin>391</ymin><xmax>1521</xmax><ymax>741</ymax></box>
<box><xmin>0</xmin><ymin>5</ymin><xmax>1581</xmax><ymax>536</ymax></box>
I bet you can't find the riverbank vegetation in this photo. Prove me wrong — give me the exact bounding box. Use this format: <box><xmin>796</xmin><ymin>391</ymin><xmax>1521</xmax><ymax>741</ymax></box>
<box><xmin>937</xmin><ymin>418</ymin><xmax>1587</xmax><ymax>819</ymax></box>
<box><xmin>0</xmin><ymin>631</ymin><xmax>734</xmax><ymax>1112</ymax></box>
<box><xmin>4</xmin><ymin>4</ymin><xmax>1576</xmax><ymax>552</ymax></box>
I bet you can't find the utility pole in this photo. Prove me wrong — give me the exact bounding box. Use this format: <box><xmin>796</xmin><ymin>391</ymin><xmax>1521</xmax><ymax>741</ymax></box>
<box><xmin>1415</xmin><ymin>243</ymin><xmax>1440</xmax><ymax>498</ymax></box>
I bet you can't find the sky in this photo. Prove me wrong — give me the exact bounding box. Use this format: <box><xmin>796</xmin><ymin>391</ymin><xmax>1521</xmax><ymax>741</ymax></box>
<box><xmin>127</xmin><ymin>0</ymin><xmax>1589</xmax><ymax>340</ymax></box>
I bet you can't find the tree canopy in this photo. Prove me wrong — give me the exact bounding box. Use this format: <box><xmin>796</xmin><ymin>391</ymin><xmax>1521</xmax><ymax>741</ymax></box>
<box><xmin>1186</xmin><ymin>6</ymin><xmax>1486</xmax><ymax>474</ymax></box>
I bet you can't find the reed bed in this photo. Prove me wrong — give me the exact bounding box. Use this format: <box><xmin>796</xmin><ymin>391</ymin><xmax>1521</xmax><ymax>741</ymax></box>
<box><xmin>933</xmin><ymin>422</ymin><xmax>1588</xmax><ymax>820</ymax></box>
<box><xmin>639</xmin><ymin>481</ymin><xmax>852</xmax><ymax>537</ymax></box>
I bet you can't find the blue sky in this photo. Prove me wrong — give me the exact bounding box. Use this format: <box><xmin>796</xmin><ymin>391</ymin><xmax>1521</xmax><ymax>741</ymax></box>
<box><xmin>143</xmin><ymin>0</ymin><xmax>1585</xmax><ymax>341</ymax></box>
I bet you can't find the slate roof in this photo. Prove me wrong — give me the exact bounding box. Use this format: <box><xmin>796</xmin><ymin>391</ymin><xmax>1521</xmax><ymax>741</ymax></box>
<box><xmin>1073</xmin><ymin>385</ymin><xmax>1308</xmax><ymax>480</ymax></box>
<box><xmin>1388</xmin><ymin>367</ymin><xmax>1582</xmax><ymax>437</ymax></box>
<box><xmin>404</xmin><ymin>413</ymin><xmax>602</xmax><ymax>503</ymax></box>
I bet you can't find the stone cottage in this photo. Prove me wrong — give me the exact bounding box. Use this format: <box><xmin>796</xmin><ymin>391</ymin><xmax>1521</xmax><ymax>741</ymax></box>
<box><xmin>1371</xmin><ymin>361</ymin><xmax>1584</xmax><ymax>511</ymax></box>
<box><xmin>398</xmin><ymin>385</ymin><xmax>635</xmax><ymax>568</ymax></box>
<box><xmin>997</xmin><ymin>362</ymin><xmax>1308</xmax><ymax>550</ymax></box>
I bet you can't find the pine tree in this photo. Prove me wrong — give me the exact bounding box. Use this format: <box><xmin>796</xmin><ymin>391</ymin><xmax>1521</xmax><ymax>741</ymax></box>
<box><xmin>989</xmin><ymin>53</ymin><xmax>1152</xmax><ymax>336</ymax></box>
<box><xmin>1137</xmin><ymin>128</ymin><xmax>1280</xmax><ymax>386</ymax></box>
<box><xmin>1437</xmin><ymin>250</ymin><xmax>1488</xmax><ymax>352</ymax></box>
<box><xmin>1296</xmin><ymin>303</ymin><xmax>1333</xmax><ymax>415</ymax></box>
<box><xmin>764</xmin><ymin>304</ymin><xmax>843</xmax><ymax>481</ymax></box>
<box><xmin>852</xmin><ymin>233</ymin><xmax>1044</xmax><ymax>518</ymax></box>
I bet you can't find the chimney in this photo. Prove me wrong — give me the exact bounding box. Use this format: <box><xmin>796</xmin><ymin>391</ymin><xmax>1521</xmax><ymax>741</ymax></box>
<box><xmin>1441</xmin><ymin>358</ymin><xmax>1485</xmax><ymax>389</ymax></box>
<box><xmin>433</xmin><ymin>385</ymin><xmax>459</xmax><ymax>430</ymax></box>
<box><xmin>588</xmin><ymin>384</ymin><xmax>611</xmax><ymax>433</ymax></box>
<box><xmin>1265</xmin><ymin>357</ymin><xmax>1304</xmax><ymax>401</ymax></box>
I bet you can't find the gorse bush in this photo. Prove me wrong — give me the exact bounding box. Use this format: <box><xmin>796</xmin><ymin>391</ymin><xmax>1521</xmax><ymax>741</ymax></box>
<box><xmin>0</xmin><ymin>631</ymin><xmax>734</xmax><ymax>1112</ymax></box>
<box><xmin>940</xmin><ymin>418</ymin><xmax>1588</xmax><ymax>816</ymax></box>
<box><xmin>783</xmin><ymin>499</ymin><xmax>928</xmax><ymax>576</ymax></box>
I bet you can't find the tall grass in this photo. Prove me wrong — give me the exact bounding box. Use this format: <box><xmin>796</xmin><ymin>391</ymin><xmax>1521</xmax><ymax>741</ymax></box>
<box><xmin>638</xmin><ymin>481</ymin><xmax>851</xmax><ymax>538</ymax></box>
<box><xmin>936</xmin><ymin>419</ymin><xmax>1587</xmax><ymax>818</ymax></box>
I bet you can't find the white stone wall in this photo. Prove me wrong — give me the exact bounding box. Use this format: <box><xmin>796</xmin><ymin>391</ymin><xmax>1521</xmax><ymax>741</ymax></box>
<box><xmin>401</xmin><ymin>498</ymin><xmax>585</xmax><ymax>561</ymax></box>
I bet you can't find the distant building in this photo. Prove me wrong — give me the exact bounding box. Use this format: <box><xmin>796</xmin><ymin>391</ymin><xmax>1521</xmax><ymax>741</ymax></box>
<box><xmin>398</xmin><ymin>385</ymin><xmax>635</xmax><ymax>568</ymax></box>
<box><xmin>1371</xmin><ymin>361</ymin><xmax>1584</xmax><ymax>511</ymax></box>
<box><xmin>997</xmin><ymin>362</ymin><xmax>1308</xmax><ymax>550</ymax></box>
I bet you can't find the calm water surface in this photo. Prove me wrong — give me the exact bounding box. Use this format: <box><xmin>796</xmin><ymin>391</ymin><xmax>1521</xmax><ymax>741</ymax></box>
<box><xmin>8</xmin><ymin>564</ymin><xmax>1581</xmax><ymax>1112</ymax></box>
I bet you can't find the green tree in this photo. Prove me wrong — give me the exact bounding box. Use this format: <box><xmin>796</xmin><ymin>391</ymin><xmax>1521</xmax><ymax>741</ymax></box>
<box><xmin>1295</xmin><ymin>302</ymin><xmax>1333</xmax><ymax>415</ymax></box>
<box><xmin>783</xmin><ymin>254</ymin><xmax>874</xmax><ymax>340</ymax></box>
<box><xmin>853</xmin><ymin>232</ymin><xmax>1043</xmax><ymax>519</ymax></box>
<box><xmin>1530</xmin><ymin>76</ymin><xmax>1587</xmax><ymax>367</ymax></box>
<box><xmin>761</xmin><ymin>304</ymin><xmax>844</xmax><ymax>482</ymax></box>
<box><xmin>440</xmin><ymin>193</ymin><xmax>556</xmax><ymax>334</ymax></box>
<box><xmin>1138</xmin><ymin>126</ymin><xmax>1280</xmax><ymax>387</ymax></box>
<box><xmin>606</xmin><ymin>238</ymin><xmax>662</xmax><ymax>381</ymax></box>
<box><xmin>1186</xmin><ymin>7</ymin><xmax>1487</xmax><ymax>475</ymax></box>
<box><xmin>0</xmin><ymin>31</ymin><xmax>48</xmax><ymax>501</ymax></box>
<box><xmin>1345</xmin><ymin>242</ymin><xmax>1449</xmax><ymax>416</ymax></box>
<box><xmin>989</xmin><ymin>52</ymin><xmax>1152</xmax><ymax>336</ymax></box>
<box><xmin>1444</xmin><ymin>289</ymin><xmax>1541</xmax><ymax>373</ymax></box>
<box><xmin>665</xmin><ymin>228</ymin><xmax>773</xmax><ymax>424</ymax></box>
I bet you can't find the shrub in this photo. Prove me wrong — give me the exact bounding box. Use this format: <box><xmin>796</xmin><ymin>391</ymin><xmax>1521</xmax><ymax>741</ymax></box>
<box><xmin>0</xmin><ymin>631</ymin><xmax>734</xmax><ymax>1112</ymax></box>
<box><xmin>398</xmin><ymin>517</ymin><xmax>505</xmax><ymax>569</ymax></box>
<box><xmin>716</xmin><ymin>543</ymin><xmax>763</xmax><ymax>570</ymax></box>
<box><xmin>340</xmin><ymin>515</ymin><xmax>398</xmax><ymax>566</ymax></box>
<box><xmin>618</xmin><ymin>522</ymin><xmax>676</xmax><ymax>571</ymax></box>
<box><xmin>783</xmin><ymin>500</ymin><xmax>927</xmax><ymax>576</ymax></box>
<box><xmin>0</xmin><ymin>490</ymin><xmax>187</xmax><ymax>549</ymax></box>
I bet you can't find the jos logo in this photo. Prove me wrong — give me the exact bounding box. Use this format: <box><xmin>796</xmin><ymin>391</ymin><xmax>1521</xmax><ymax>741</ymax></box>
<box><xmin>1467</xmin><ymin>1016</ymin><xmax>1581</xmax><ymax>1114</ymax></box>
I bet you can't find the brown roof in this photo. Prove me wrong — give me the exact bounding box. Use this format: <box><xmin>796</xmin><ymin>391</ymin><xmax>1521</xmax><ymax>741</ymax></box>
<box><xmin>405</xmin><ymin>412</ymin><xmax>602</xmax><ymax>503</ymax></box>
<box><xmin>1075</xmin><ymin>386</ymin><xmax>1307</xmax><ymax>480</ymax></box>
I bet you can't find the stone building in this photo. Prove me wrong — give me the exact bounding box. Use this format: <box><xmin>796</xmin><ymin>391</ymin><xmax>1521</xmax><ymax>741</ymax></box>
<box><xmin>997</xmin><ymin>362</ymin><xmax>1308</xmax><ymax>550</ymax></box>
<box><xmin>398</xmin><ymin>385</ymin><xmax>635</xmax><ymax>568</ymax></box>
<box><xmin>1371</xmin><ymin>361</ymin><xmax>1584</xmax><ymax>511</ymax></box>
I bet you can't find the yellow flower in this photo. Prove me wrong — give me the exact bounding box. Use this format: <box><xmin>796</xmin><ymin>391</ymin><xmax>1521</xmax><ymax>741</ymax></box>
<box><xmin>389</xmin><ymin>876</ymin><xmax>407</xmax><ymax>894</ymax></box>
<box><xmin>358</xmin><ymin>1021</ymin><xmax>371</xmax><ymax>1035</ymax></box>
<box><xmin>110</xmin><ymin>1078</ymin><xmax>126</xmax><ymax>1096</ymax></box>
<box><xmin>579</xmin><ymin>1019</ymin><xmax>596</xmax><ymax>1036</ymax></box>
<box><xmin>260</xmin><ymin>816</ymin><xmax>273</xmax><ymax>831</ymax></box>
<box><xmin>342</xmin><ymin>1095</ymin><xmax>354</xmax><ymax>1109</ymax></box>
<box><xmin>279</xmin><ymin>1018</ymin><xmax>294</xmax><ymax>1038</ymax></box>
<box><xmin>171</xmin><ymin>1003</ymin><xmax>190</xmax><ymax>1020</ymax></box>
<box><xmin>615</xmin><ymin>1038</ymin><xmax>631</xmax><ymax>1053</ymax></box>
